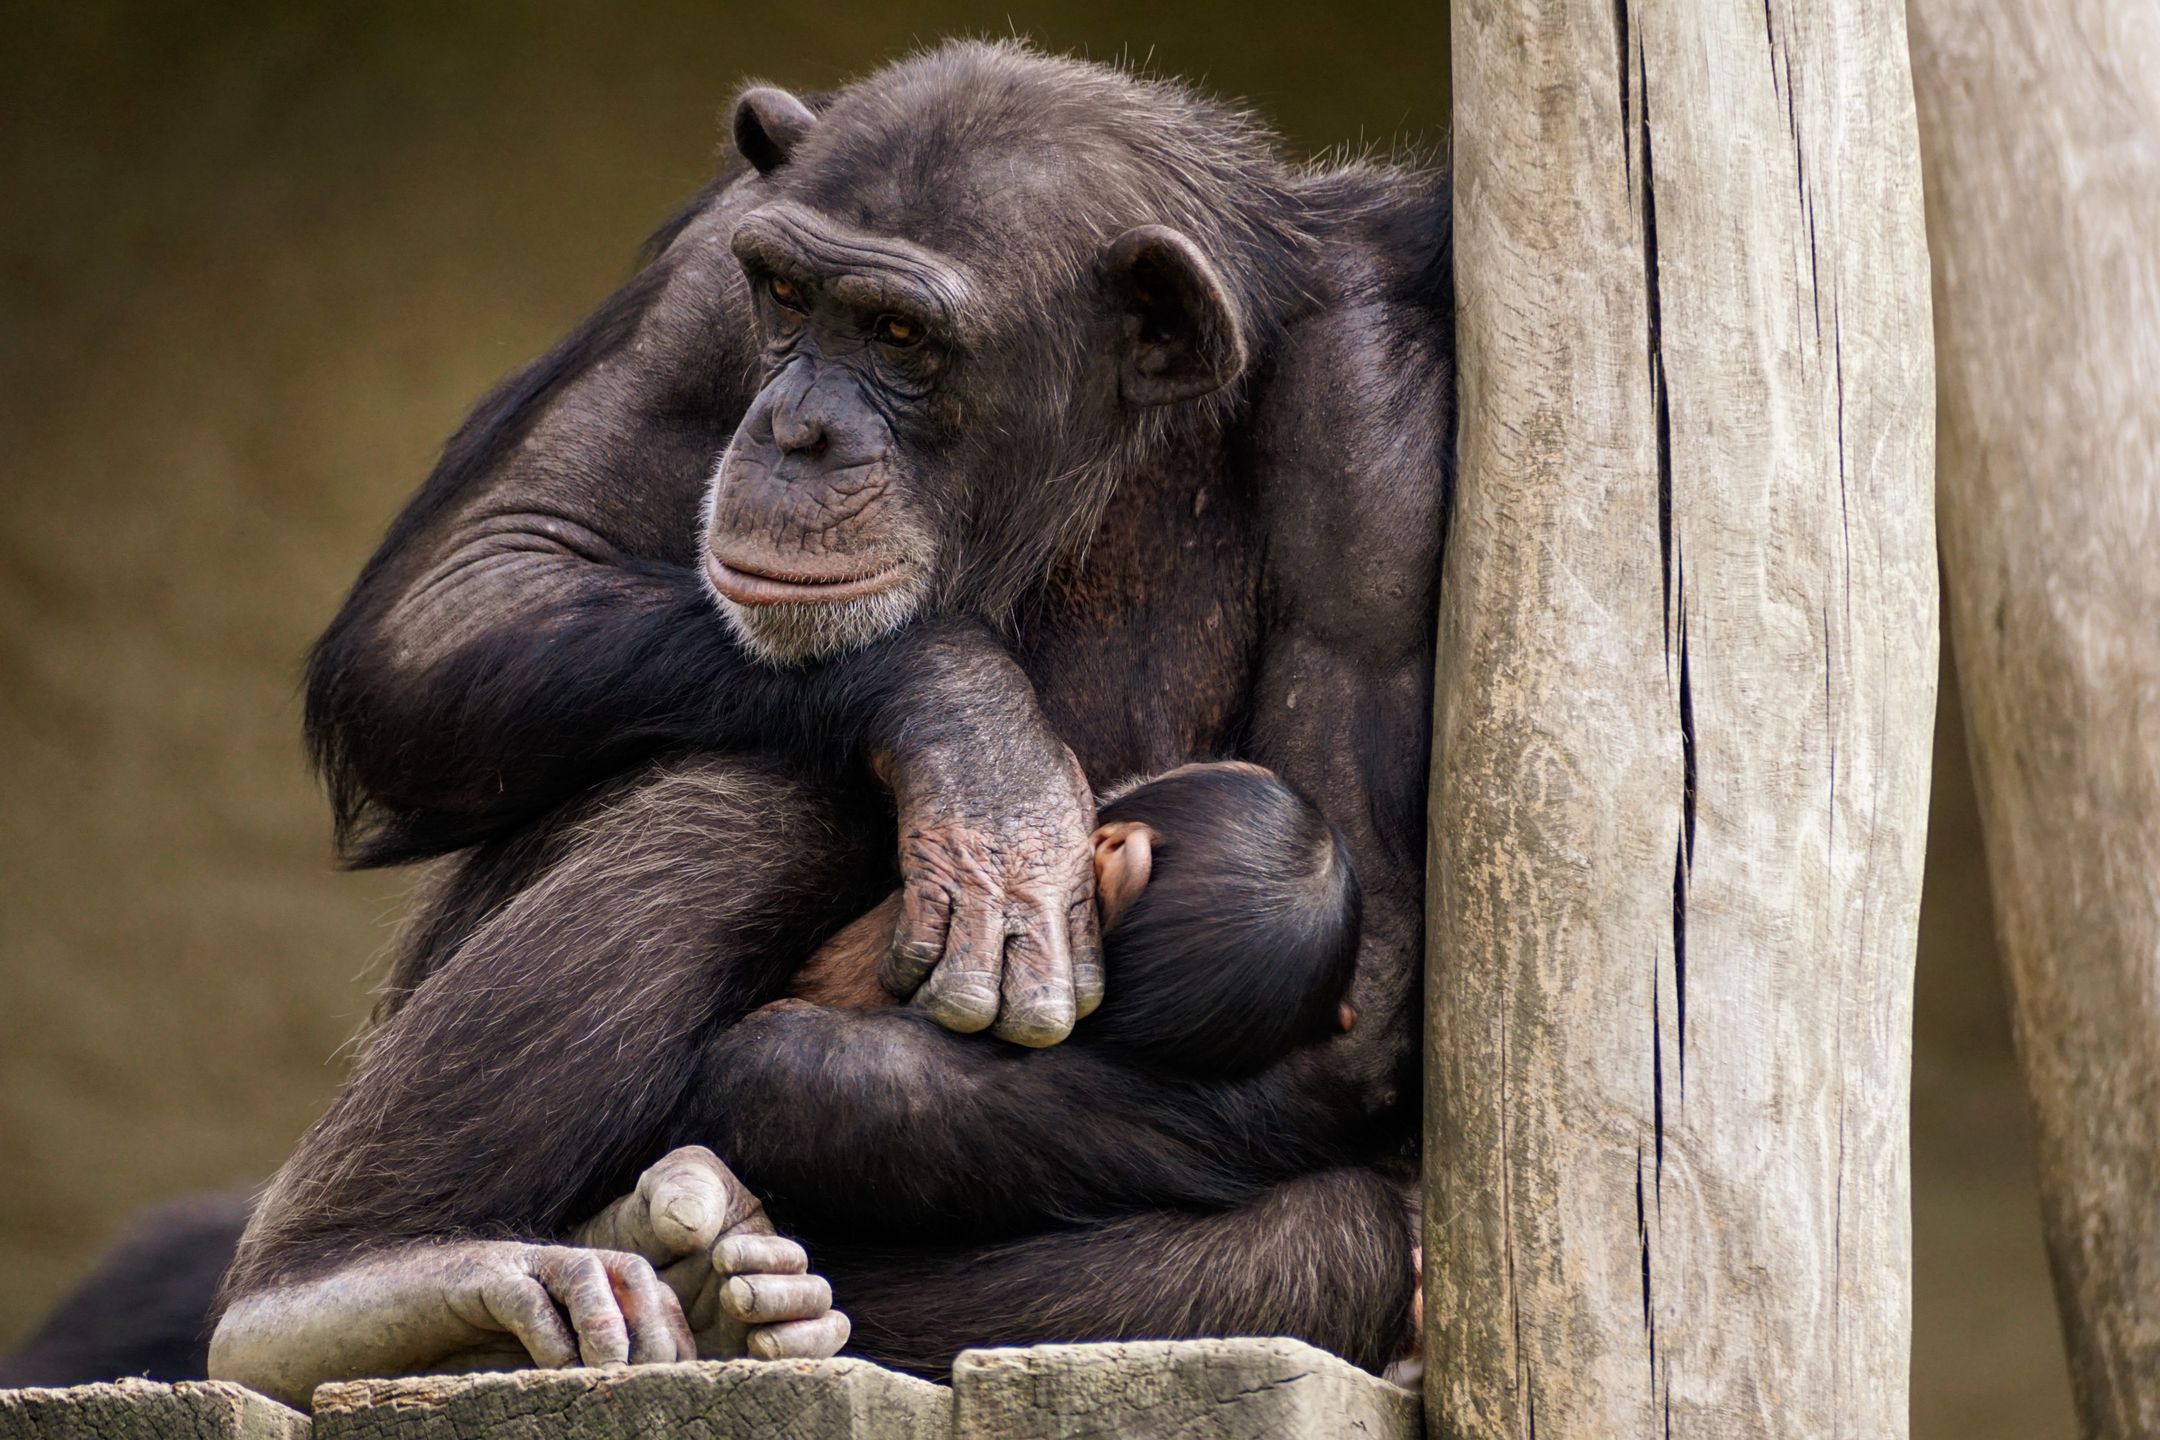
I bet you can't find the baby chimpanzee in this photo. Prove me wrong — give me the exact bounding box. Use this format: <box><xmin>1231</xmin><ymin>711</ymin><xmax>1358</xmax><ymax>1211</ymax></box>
<box><xmin>791</xmin><ymin>761</ymin><xmax>1360</xmax><ymax>1075</ymax></box>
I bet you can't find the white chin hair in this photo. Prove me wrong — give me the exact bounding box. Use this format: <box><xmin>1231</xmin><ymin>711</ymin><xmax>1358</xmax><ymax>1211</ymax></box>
<box><xmin>716</xmin><ymin>577</ymin><xmax>927</xmax><ymax>666</ymax></box>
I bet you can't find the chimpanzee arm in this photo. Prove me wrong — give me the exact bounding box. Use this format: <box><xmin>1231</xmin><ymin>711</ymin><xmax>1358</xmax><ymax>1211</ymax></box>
<box><xmin>1242</xmin><ymin>231</ymin><xmax>1455</xmax><ymax>1117</ymax></box>
<box><xmin>308</xmin><ymin>176</ymin><xmax>752</xmax><ymax>864</ymax></box>
<box><xmin>212</xmin><ymin>761</ymin><xmax>875</xmax><ymax>1404</ymax></box>
<box><xmin>818</xmin><ymin>1167</ymin><xmax>1420</xmax><ymax>1379</ymax></box>
<box><xmin>687</xmin><ymin>1005</ymin><xmax>1387</xmax><ymax>1237</ymax></box>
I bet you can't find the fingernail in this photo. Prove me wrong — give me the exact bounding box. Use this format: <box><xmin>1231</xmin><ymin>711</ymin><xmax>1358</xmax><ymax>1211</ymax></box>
<box><xmin>664</xmin><ymin>1197</ymin><xmax>711</xmax><ymax>1234</ymax></box>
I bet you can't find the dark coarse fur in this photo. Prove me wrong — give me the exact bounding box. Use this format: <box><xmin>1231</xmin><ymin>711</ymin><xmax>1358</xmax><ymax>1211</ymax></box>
<box><xmin>171</xmin><ymin>39</ymin><xmax>1455</xmax><ymax>1380</ymax></box>
<box><xmin>1085</xmin><ymin>764</ymin><xmax>1361</xmax><ymax>1077</ymax></box>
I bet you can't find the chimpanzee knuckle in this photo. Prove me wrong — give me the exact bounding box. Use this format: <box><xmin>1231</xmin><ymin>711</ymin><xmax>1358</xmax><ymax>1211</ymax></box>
<box><xmin>899</xmin><ymin>832</ymin><xmax>971</xmax><ymax>889</ymax></box>
<box><xmin>438</xmin><ymin>1246</ymin><xmax>492</xmax><ymax>1295</ymax></box>
<box><xmin>445</xmin><ymin>1267</ymin><xmax>510</xmax><ymax>1331</ymax></box>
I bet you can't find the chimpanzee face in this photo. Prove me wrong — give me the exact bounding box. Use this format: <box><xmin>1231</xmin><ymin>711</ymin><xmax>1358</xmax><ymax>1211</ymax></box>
<box><xmin>700</xmin><ymin>80</ymin><xmax>1250</xmax><ymax>665</ymax></box>
<box><xmin>701</xmin><ymin>194</ymin><xmax>958</xmax><ymax>664</ymax></box>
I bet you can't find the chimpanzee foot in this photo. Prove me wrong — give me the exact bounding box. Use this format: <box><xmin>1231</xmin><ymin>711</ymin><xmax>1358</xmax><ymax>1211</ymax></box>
<box><xmin>572</xmin><ymin>1145</ymin><xmax>850</xmax><ymax>1361</ymax></box>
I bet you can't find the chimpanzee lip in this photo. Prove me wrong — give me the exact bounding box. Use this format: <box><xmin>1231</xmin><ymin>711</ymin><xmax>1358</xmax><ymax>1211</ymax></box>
<box><xmin>704</xmin><ymin>551</ymin><xmax>910</xmax><ymax>606</ymax></box>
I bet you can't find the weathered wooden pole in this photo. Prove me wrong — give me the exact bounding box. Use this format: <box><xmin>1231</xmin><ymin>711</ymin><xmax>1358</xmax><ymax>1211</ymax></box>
<box><xmin>1908</xmin><ymin>7</ymin><xmax>2160</xmax><ymax>1434</ymax></box>
<box><xmin>1426</xmin><ymin>0</ymin><xmax>1938</xmax><ymax>1433</ymax></box>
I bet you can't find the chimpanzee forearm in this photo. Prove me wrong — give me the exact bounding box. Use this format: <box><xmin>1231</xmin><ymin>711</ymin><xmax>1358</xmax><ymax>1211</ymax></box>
<box><xmin>814</xmin><ymin>1168</ymin><xmax>1419</xmax><ymax>1378</ymax></box>
<box><xmin>313</xmin><ymin>546</ymin><xmax>1052</xmax><ymax>866</ymax></box>
<box><xmin>222</xmin><ymin>760</ymin><xmax>884</xmax><ymax>1304</ymax></box>
<box><xmin>685</xmin><ymin>1006</ymin><xmax>1387</xmax><ymax>1238</ymax></box>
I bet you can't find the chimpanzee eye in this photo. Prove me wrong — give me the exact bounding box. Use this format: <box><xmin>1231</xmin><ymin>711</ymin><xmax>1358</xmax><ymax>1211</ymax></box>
<box><xmin>766</xmin><ymin>275</ymin><xmax>807</xmax><ymax>311</ymax></box>
<box><xmin>874</xmin><ymin>314</ymin><xmax>923</xmax><ymax>348</ymax></box>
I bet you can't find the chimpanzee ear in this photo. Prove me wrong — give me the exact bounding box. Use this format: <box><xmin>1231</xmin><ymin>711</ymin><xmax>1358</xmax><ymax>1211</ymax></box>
<box><xmin>1101</xmin><ymin>225</ymin><xmax>1248</xmax><ymax>406</ymax></box>
<box><xmin>1091</xmin><ymin>820</ymin><xmax>1156</xmax><ymax>930</ymax></box>
<box><xmin>732</xmin><ymin>86</ymin><xmax>818</xmax><ymax>175</ymax></box>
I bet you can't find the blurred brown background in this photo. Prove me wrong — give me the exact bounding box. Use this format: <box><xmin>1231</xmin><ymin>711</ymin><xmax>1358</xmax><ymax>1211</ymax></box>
<box><xmin>0</xmin><ymin>4</ymin><xmax>2072</xmax><ymax>1434</ymax></box>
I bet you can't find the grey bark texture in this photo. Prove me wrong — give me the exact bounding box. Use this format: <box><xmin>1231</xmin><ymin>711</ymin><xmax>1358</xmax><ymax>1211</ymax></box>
<box><xmin>1429</xmin><ymin>0</ymin><xmax>1937</xmax><ymax>1434</ymax></box>
<box><xmin>1907</xmin><ymin>5</ymin><xmax>2160</xmax><ymax>1436</ymax></box>
<box><xmin>0</xmin><ymin>1379</ymin><xmax>310</xmax><ymax>1440</ymax></box>
<box><xmin>310</xmin><ymin>1360</ymin><xmax>945</xmax><ymax>1440</ymax></box>
<box><xmin>948</xmin><ymin>1339</ymin><xmax>1415</xmax><ymax>1439</ymax></box>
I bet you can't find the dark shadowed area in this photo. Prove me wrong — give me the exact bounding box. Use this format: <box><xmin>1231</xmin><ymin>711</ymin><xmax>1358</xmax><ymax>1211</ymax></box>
<box><xmin>0</xmin><ymin>4</ymin><xmax>2071</xmax><ymax>1433</ymax></box>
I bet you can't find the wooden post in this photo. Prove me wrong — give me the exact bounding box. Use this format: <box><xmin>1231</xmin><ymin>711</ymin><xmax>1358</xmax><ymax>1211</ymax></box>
<box><xmin>1908</xmin><ymin>7</ymin><xmax>2160</xmax><ymax>1434</ymax></box>
<box><xmin>1426</xmin><ymin>0</ymin><xmax>1937</xmax><ymax>1433</ymax></box>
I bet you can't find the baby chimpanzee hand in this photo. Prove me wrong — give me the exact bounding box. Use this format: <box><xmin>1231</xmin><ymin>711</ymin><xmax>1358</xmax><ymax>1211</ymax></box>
<box><xmin>573</xmin><ymin>1145</ymin><xmax>849</xmax><ymax>1361</ymax></box>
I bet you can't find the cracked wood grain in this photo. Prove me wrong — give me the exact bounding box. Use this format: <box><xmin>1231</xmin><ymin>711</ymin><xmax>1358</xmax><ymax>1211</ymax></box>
<box><xmin>0</xmin><ymin>1379</ymin><xmax>310</xmax><ymax>1440</ymax></box>
<box><xmin>1909</xmin><ymin>5</ymin><xmax>2160</xmax><ymax>1435</ymax></box>
<box><xmin>1430</xmin><ymin>0</ymin><xmax>1936</xmax><ymax>1434</ymax></box>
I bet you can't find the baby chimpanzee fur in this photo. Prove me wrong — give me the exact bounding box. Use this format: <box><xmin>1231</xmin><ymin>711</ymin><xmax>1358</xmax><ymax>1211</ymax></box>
<box><xmin>1083</xmin><ymin>763</ymin><xmax>1361</xmax><ymax>1077</ymax></box>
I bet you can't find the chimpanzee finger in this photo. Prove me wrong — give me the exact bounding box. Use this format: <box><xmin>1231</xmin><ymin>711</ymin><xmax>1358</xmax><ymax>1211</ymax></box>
<box><xmin>1068</xmin><ymin>883</ymin><xmax>1105</xmax><ymax>1020</ymax></box>
<box><xmin>721</xmin><ymin>1272</ymin><xmax>833</xmax><ymax>1326</ymax></box>
<box><xmin>640</xmin><ymin>1145</ymin><xmax>751</xmax><ymax>1255</ymax></box>
<box><xmin>911</xmin><ymin>897</ymin><xmax>1005</xmax><ymax>1033</ymax></box>
<box><xmin>533</xmin><ymin>1250</ymin><xmax>631</xmax><ymax>1367</ymax></box>
<box><xmin>602</xmin><ymin>1252</ymin><xmax>696</xmax><ymax>1365</ymax></box>
<box><xmin>476</xmin><ymin>1272</ymin><xmax>580</xmax><ymax>1370</ymax></box>
<box><xmin>745</xmin><ymin>1310</ymin><xmax>852</xmax><ymax>1361</ymax></box>
<box><xmin>881</xmin><ymin>878</ymin><xmax>953</xmax><ymax>999</ymax></box>
<box><xmin>714</xmin><ymin>1234</ymin><xmax>808</xmax><ymax>1278</ymax></box>
<box><xmin>991</xmin><ymin>903</ymin><xmax>1075</xmax><ymax>1047</ymax></box>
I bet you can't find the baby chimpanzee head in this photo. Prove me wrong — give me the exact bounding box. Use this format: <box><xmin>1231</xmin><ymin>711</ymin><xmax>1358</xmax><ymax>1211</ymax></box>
<box><xmin>1085</xmin><ymin>762</ymin><xmax>1361</xmax><ymax>1076</ymax></box>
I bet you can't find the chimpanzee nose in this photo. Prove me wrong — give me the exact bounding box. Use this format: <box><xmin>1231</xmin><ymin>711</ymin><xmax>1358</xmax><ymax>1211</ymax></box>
<box><xmin>772</xmin><ymin>405</ymin><xmax>829</xmax><ymax>458</ymax></box>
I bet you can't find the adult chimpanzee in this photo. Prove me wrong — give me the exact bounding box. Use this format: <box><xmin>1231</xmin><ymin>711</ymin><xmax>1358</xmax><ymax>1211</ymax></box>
<box><xmin>201</xmin><ymin>41</ymin><xmax>1451</xmax><ymax>1404</ymax></box>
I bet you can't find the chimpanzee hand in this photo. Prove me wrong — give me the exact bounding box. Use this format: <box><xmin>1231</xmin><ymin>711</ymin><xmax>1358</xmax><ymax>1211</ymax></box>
<box><xmin>572</xmin><ymin>1145</ymin><xmax>850</xmax><ymax>1361</ymax></box>
<box><xmin>207</xmin><ymin>1239</ymin><xmax>697</xmax><ymax>1408</ymax></box>
<box><xmin>877</xmin><ymin>730</ymin><xmax>1103</xmax><ymax>1046</ymax></box>
<box><xmin>207</xmin><ymin>1150</ymin><xmax>844</xmax><ymax>1407</ymax></box>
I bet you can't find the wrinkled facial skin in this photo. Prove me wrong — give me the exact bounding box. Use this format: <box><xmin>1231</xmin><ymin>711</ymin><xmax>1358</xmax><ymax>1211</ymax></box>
<box><xmin>701</xmin><ymin>202</ymin><xmax>965</xmax><ymax>665</ymax></box>
<box><xmin>700</xmin><ymin>82</ymin><xmax>1252</xmax><ymax>667</ymax></box>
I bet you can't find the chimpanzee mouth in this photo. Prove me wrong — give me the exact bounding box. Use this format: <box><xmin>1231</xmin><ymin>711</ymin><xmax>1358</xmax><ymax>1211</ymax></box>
<box><xmin>702</xmin><ymin>552</ymin><xmax>912</xmax><ymax>607</ymax></box>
